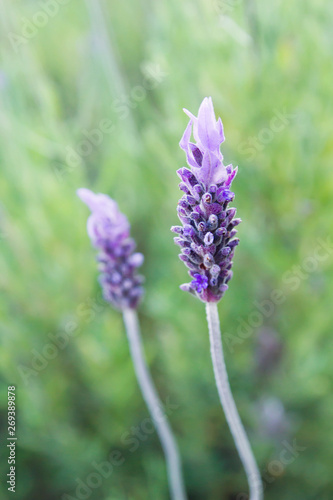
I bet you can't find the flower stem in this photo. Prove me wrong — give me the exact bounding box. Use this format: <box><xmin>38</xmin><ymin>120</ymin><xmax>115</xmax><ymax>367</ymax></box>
<box><xmin>205</xmin><ymin>302</ymin><xmax>263</xmax><ymax>500</ymax></box>
<box><xmin>123</xmin><ymin>308</ymin><xmax>187</xmax><ymax>500</ymax></box>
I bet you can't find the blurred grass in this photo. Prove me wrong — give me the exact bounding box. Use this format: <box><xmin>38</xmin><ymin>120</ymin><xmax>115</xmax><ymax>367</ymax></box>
<box><xmin>0</xmin><ymin>0</ymin><xmax>333</xmax><ymax>498</ymax></box>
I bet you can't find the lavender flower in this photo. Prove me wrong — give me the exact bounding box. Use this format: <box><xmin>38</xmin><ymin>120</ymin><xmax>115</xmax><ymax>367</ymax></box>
<box><xmin>172</xmin><ymin>99</ymin><xmax>263</xmax><ymax>499</ymax></box>
<box><xmin>78</xmin><ymin>188</ymin><xmax>187</xmax><ymax>499</ymax></box>
<box><xmin>172</xmin><ymin>97</ymin><xmax>240</xmax><ymax>302</ymax></box>
<box><xmin>255</xmin><ymin>328</ymin><xmax>284</xmax><ymax>376</ymax></box>
<box><xmin>77</xmin><ymin>188</ymin><xmax>144</xmax><ymax>310</ymax></box>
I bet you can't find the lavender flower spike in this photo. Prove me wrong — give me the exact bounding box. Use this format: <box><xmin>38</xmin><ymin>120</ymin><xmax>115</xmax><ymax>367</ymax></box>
<box><xmin>173</xmin><ymin>99</ymin><xmax>263</xmax><ymax>500</ymax></box>
<box><xmin>77</xmin><ymin>188</ymin><xmax>144</xmax><ymax>310</ymax></box>
<box><xmin>173</xmin><ymin>96</ymin><xmax>240</xmax><ymax>303</ymax></box>
<box><xmin>78</xmin><ymin>188</ymin><xmax>187</xmax><ymax>500</ymax></box>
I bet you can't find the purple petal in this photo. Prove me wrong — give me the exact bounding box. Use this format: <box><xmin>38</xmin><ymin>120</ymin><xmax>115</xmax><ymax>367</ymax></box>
<box><xmin>197</xmin><ymin>97</ymin><xmax>221</xmax><ymax>151</ymax></box>
<box><xmin>179</xmin><ymin>119</ymin><xmax>192</xmax><ymax>152</ymax></box>
<box><xmin>217</xmin><ymin>117</ymin><xmax>225</xmax><ymax>143</ymax></box>
<box><xmin>180</xmin><ymin>283</ymin><xmax>192</xmax><ymax>292</ymax></box>
<box><xmin>128</xmin><ymin>253</ymin><xmax>144</xmax><ymax>267</ymax></box>
<box><xmin>196</xmin><ymin>150</ymin><xmax>227</xmax><ymax>186</ymax></box>
<box><xmin>187</xmin><ymin>143</ymin><xmax>202</xmax><ymax>167</ymax></box>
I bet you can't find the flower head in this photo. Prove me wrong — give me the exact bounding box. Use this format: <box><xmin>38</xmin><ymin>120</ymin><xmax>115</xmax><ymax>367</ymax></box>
<box><xmin>179</xmin><ymin>97</ymin><xmax>227</xmax><ymax>187</ymax></box>
<box><xmin>191</xmin><ymin>274</ymin><xmax>208</xmax><ymax>293</ymax></box>
<box><xmin>78</xmin><ymin>188</ymin><xmax>144</xmax><ymax>310</ymax></box>
<box><xmin>172</xmin><ymin>97</ymin><xmax>240</xmax><ymax>302</ymax></box>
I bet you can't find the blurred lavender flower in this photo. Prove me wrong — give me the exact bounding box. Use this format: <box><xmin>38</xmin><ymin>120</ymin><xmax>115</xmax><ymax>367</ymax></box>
<box><xmin>255</xmin><ymin>328</ymin><xmax>284</xmax><ymax>376</ymax></box>
<box><xmin>77</xmin><ymin>188</ymin><xmax>144</xmax><ymax>310</ymax></box>
<box><xmin>78</xmin><ymin>188</ymin><xmax>187</xmax><ymax>499</ymax></box>
<box><xmin>172</xmin><ymin>97</ymin><xmax>240</xmax><ymax>302</ymax></box>
<box><xmin>258</xmin><ymin>397</ymin><xmax>290</xmax><ymax>441</ymax></box>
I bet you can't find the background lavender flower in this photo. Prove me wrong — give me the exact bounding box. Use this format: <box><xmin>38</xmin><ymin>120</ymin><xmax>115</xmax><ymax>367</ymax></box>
<box><xmin>77</xmin><ymin>188</ymin><xmax>144</xmax><ymax>310</ymax></box>
<box><xmin>172</xmin><ymin>97</ymin><xmax>240</xmax><ymax>302</ymax></box>
<box><xmin>78</xmin><ymin>188</ymin><xmax>187</xmax><ymax>500</ymax></box>
<box><xmin>257</xmin><ymin>397</ymin><xmax>291</xmax><ymax>441</ymax></box>
<box><xmin>255</xmin><ymin>328</ymin><xmax>284</xmax><ymax>376</ymax></box>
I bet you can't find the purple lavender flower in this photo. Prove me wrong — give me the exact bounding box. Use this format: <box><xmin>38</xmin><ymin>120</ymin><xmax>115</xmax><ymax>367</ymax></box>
<box><xmin>255</xmin><ymin>328</ymin><xmax>284</xmax><ymax>376</ymax></box>
<box><xmin>172</xmin><ymin>97</ymin><xmax>241</xmax><ymax>302</ymax></box>
<box><xmin>77</xmin><ymin>188</ymin><xmax>144</xmax><ymax>310</ymax></box>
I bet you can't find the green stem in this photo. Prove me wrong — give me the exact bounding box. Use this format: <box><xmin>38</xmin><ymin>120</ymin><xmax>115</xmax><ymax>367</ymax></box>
<box><xmin>123</xmin><ymin>308</ymin><xmax>187</xmax><ymax>500</ymax></box>
<box><xmin>206</xmin><ymin>302</ymin><xmax>263</xmax><ymax>500</ymax></box>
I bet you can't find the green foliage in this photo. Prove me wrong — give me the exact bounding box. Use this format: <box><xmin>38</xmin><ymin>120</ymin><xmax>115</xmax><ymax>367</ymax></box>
<box><xmin>0</xmin><ymin>0</ymin><xmax>332</xmax><ymax>498</ymax></box>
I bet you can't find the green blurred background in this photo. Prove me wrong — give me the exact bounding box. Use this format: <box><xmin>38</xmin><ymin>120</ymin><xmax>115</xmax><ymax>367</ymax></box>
<box><xmin>0</xmin><ymin>0</ymin><xmax>332</xmax><ymax>498</ymax></box>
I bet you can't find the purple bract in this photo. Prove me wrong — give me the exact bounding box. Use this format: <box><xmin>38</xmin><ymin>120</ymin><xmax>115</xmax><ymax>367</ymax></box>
<box><xmin>78</xmin><ymin>188</ymin><xmax>144</xmax><ymax>310</ymax></box>
<box><xmin>172</xmin><ymin>97</ymin><xmax>241</xmax><ymax>302</ymax></box>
